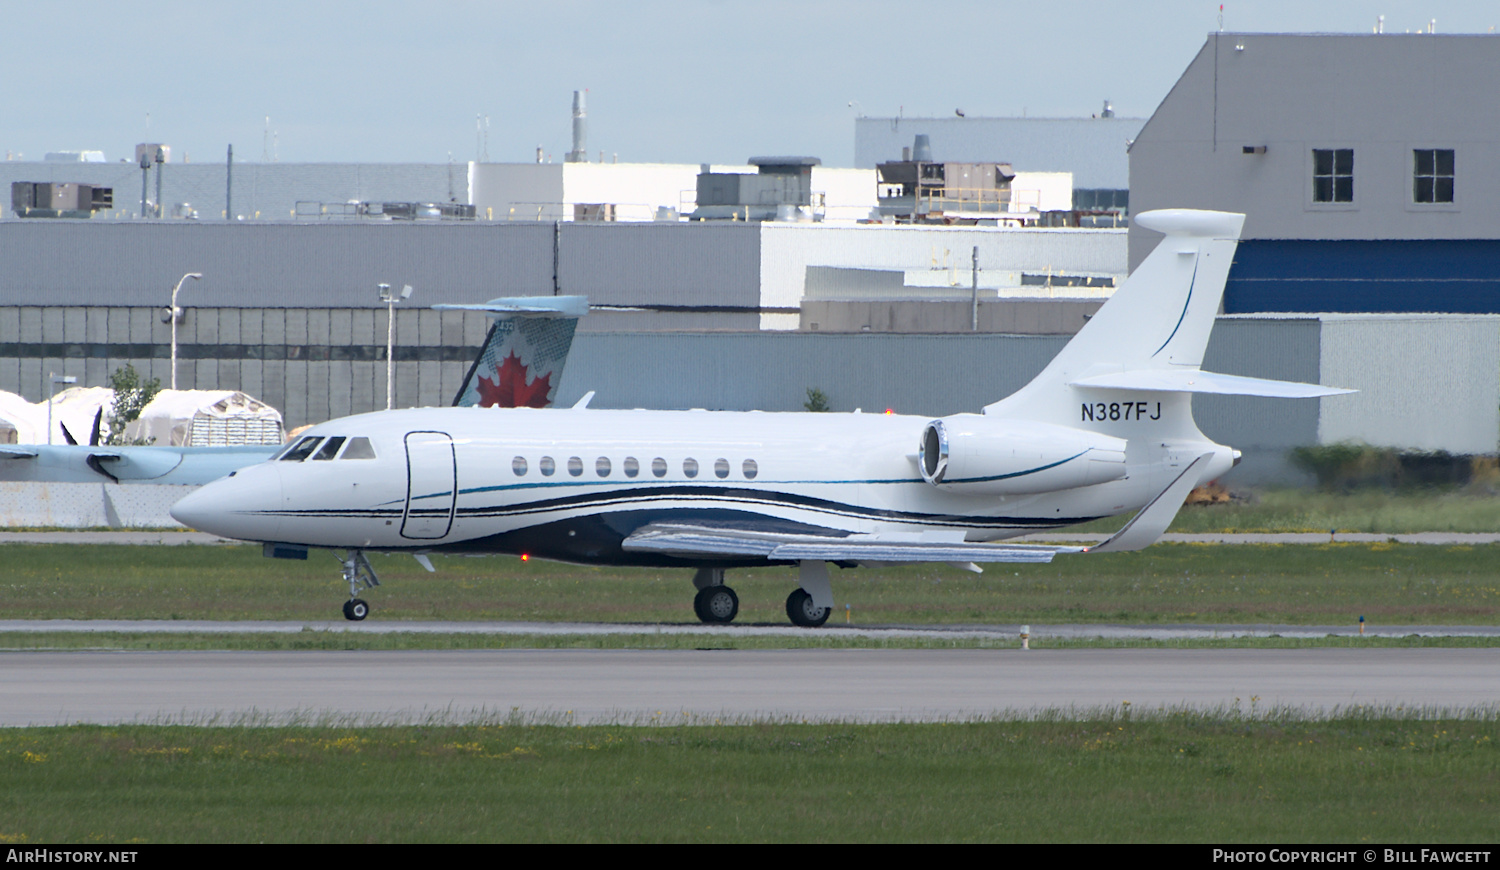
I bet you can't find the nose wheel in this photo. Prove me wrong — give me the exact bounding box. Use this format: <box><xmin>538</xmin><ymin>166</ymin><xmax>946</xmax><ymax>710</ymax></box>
<box><xmin>339</xmin><ymin>550</ymin><xmax>380</xmax><ymax>621</ymax></box>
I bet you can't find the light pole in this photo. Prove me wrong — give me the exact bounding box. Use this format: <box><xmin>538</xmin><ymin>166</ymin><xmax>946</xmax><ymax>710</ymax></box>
<box><xmin>46</xmin><ymin>373</ymin><xmax>76</xmax><ymax>445</ymax></box>
<box><xmin>169</xmin><ymin>272</ymin><xmax>203</xmax><ymax>390</ymax></box>
<box><xmin>379</xmin><ymin>284</ymin><xmax>413</xmax><ymax>410</ymax></box>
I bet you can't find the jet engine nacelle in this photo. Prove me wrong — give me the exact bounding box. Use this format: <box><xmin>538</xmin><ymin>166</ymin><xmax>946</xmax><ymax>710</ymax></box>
<box><xmin>918</xmin><ymin>415</ymin><xmax>1128</xmax><ymax>495</ymax></box>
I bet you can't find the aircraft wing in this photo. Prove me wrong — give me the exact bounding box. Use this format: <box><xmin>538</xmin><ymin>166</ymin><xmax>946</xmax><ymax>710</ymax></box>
<box><xmin>0</xmin><ymin>446</ymin><xmax>39</xmax><ymax>459</ymax></box>
<box><xmin>621</xmin><ymin>524</ymin><xmax>1084</xmax><ymax>563</ymax></box>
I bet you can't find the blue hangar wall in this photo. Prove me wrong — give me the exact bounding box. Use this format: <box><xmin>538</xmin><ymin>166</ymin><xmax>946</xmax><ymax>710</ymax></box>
<box><xmin>1223</xmin><ymin>240</ymin><xmax>1500</xmax><ymax>315</ymax></box>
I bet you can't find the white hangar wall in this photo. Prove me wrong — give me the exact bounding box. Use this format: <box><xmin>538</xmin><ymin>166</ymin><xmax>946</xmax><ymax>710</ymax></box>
<box><xmin>1315</xmin><ymin>316</ymin><xmax>1500</xmax><ymax>454</ymax></box>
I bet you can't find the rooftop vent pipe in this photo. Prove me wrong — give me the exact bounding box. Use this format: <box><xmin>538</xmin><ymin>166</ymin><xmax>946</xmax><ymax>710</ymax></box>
<box><xmin>566</xmin><ymin>90</ymin><xmax>588</xmax><ymax>163</ymax></box>
<box><xmin>912</xmin><ymin>134</ymin><xmax>932</xmax><ymax>162</ymax></box>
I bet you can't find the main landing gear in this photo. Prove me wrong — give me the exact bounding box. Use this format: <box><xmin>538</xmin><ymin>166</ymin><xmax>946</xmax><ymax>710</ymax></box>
<box><xmin>787</xmin><ymin>560</ymin><xmax>833</xmax><ymax>627</ymax></box>
<box><xmin>692</xmin><ymin>567</ymin><xmax>739</xmax><ymax>624</ymax></box>
<box><xmin>689</xmin><ymin>562</ymin><xmax>835</xmax><ymax>628</ymax></box>
<box><xmin>339</xmin><ymin>550</ymin><xmax>380</xmax><ymax>621</ymax></box>
<box><xmin>785</xmin><ymin>588</ymin><xmax>830</xmax><ymax>628</ymax></box>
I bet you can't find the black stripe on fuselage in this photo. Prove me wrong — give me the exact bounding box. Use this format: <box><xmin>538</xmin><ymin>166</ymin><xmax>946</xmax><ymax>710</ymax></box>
<box><xmin>251</xmin><ymin>484</ymin><xmax>1104</xmax><ymax>531</ymax></box>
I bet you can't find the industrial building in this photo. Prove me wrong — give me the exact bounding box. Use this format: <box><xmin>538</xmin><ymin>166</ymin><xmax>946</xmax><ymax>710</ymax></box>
<box><xmin>0</xmin><ymin>157</ymin><xmax>466</xmax><ymax>223</ymax></box>
<box><xmin>855</xmin><ymin>112</ymin><xmax>1142</xmax><ymax>217</ymax></box>
<box><xmin>1129</xmin><ymin>33</ymin><xmax>1500</xmax><ymax>312</ymax></box>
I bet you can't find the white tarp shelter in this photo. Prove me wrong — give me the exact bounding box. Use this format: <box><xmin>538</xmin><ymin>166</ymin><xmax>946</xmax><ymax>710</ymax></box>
<box><xmin>0</xmin><ymin>387</ymin><xmax>114</xmax><ymax>445</ymax></box>
<box><xmin>0</xmin><ymin>388</ymin><xmax>284</xmax><ymax>447</ymax></box>
<box><xmin>125</xmin><ymin>390</ymin><xmax>285</xmax><ymax>447</ymax></box>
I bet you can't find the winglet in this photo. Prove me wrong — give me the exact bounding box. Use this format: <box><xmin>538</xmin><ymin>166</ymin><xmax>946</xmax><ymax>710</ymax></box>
<box><xmin>1089</xmin><ymin>454</ymin><xmax>1212</xmax><ymax>553</ymax></box>
<box><xmin>571</xmin><ymin>390</ymin><xmax>595</xmax><ymax>410</ymax></box>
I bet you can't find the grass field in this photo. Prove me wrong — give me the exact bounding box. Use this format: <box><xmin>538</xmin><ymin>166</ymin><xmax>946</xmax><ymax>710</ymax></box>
<box><xmin>1084</xmin><ymin>488</ymin><xmax>1500</xmax><ymax>535</ymax></box>
<box><xmin>0</xmin><ymin>713</ymin><xmax>1494</xmax><ymax>843</ymax></box>
<box><xmin>1</xmin><ymin>541</ymin><xmax>1497</xmax><ymax>627</ymax></box>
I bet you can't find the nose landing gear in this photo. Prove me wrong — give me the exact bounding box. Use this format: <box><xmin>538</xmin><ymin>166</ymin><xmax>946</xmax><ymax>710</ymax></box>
<box><xmin>339</xmin><ymin>550</ymin><xmax>380</xmax><ymax>621</ymax></box>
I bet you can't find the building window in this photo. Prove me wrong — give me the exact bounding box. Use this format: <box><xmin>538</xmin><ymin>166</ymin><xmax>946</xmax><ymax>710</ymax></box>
<box><xmin>1414</xmin><ymin>149</ymin><xmax>1454</xmax><ymax>203</ymax></box>
<box><xmin>1312</xmin><ymin>149</ymin><xmax>1353</xmax><ymax>203</ymax></box>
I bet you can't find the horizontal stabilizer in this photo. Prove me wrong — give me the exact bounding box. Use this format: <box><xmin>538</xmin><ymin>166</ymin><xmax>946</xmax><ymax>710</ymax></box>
<box><xmin>622</xmin><ymin>524</ymin><xmax>1083</xmax><ymax>564</ymax></box>
<box><xmin>433</xmin><ymin>295</ymin><xmax>589</xmax><ymax>319</ymax></box>
<box><xmin>1069</xmin><ymin>369</ymin><xmax>1354</xmax><ymax>398</ymax></box>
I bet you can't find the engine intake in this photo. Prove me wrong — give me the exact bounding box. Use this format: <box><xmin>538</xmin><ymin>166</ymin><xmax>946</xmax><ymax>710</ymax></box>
<box><xmin>918</xmin><ymin>416</ymin><xmax>1128</xmax><ymax>495</ymax></box>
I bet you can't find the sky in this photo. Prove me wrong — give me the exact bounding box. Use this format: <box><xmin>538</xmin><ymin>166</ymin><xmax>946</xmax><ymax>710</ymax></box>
<box><xmin>4</xmin><ymin>0</ymin><xmax>1497</xmax><ymax>167</ymax></box>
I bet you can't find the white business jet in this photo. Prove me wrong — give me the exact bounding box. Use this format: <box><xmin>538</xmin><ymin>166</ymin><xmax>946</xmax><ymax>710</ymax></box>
<box><xmin>171</xmin><ymin>210</ymin><xmax>1350</xmax><ymax>624</ymax></box>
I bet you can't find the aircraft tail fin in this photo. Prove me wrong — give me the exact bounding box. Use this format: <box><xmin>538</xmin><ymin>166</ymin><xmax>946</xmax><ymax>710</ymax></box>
<box><xmin>437</xmin><ymin>296</ymin><xmax>588</xmax><ymax>409</ymax></box>
<box><xmin>984</xmin><ymin>209</ymin><xmax>1244</xmax><ymax>425</ymax></box>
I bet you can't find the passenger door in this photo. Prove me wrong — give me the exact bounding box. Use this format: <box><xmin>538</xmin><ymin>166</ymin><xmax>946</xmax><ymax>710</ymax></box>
<box><xmin>401</xmin><ymin>431</ymin><xmax>456</xmax><ymax>540</ymax></box>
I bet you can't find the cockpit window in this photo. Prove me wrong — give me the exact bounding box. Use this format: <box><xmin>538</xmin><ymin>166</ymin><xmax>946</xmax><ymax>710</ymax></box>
<box><xmin>313</xmin><ymin>437</ymin><xmax>347</xmax><ymax>460</ymax></box>
<box><xmin>340</xmin><ymin>437</ymin><xmax>376</xmax><ymax>460</ymax></box>
<box><xmin>280</xmin><ymin>436</ymin><xmax>322</xmax><ymax>462</ymax></box>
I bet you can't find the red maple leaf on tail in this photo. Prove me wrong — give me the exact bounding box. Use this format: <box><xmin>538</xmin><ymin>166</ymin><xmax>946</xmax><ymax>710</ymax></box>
<box><xmin>475</xmin><ymin>351</ymin><xmax>554</xmax><ymax>408</ymax></box>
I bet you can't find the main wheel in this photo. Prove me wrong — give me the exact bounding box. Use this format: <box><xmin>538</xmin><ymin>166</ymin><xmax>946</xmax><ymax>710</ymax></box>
<box><xmin>343</xmin><ymin>598</ymin><xmax>370</xmax><ymax>621</ymax></box>
<box><xmin>785</xmin><ymin>588</ymin><xmax>830</xmax><ymax>628</ymax></box>
<box><xmin>693</xmin><ymin>585</ymin><xmax>739</xmax><ymax>624</ymax></box>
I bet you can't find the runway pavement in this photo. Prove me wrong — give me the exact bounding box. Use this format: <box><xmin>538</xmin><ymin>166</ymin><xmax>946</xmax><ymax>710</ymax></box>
<box><xmin>1</xmin><ymin>648</ymin><xmax>1495</xmax><ymax>725</ymax></box>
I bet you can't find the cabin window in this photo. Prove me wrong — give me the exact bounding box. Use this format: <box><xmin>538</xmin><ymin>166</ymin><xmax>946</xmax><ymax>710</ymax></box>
<box><xmin>1413</xmin><ymin>149</ymin><xmax>1455</xmax><ymax>203</ymax></box>
<box><xmin>567</xmin><ymin>456</ymin><xmax>583</xmax><ymax>477</ymax></box>
<box><xmin>313</xmin><ymin>437</ymin><xmax>346</xmax><ymax>461</ymax></box>
<box><xmin>539</xmin><ymin>456</ymin><xmax>556</xmax><ymax>476</ymax></box>
<box><xmin>596</xmin><ymin>457</ymin><xmax>611</xmax><ymax>477</ymax></box>
<box><xmin>340</xmin><ymin>437</ymin><xmax>376</xmax><ymax>459</ymax></box>
<box><xmin>651</xmin><ymin>457</ymin><xmax>667</xmax><ymax>478</ymax></box>
<box><xmin>512</xmin><ymin>456</ymin><xmax>528</xmax><ymax>476</ymax></box>
<box><xmin>623</xmin><ymin>457</ymin><xmax>640</xmax><ymax>478</ymax></box>
<box><xmin>280</xmin><ymin>436</ymin><xmax>322</xmax><ymax>462</ymax></box>
<box><xmin>683</xmin><ymin>458</ymin><xmax>699</xmax><ymax>478</ymax></box>
<box><xmin>714</xmin><ymin>458</ymin><xmax>730</xmax><ymax>479</ymax></box>
<box><xmin>742</xmin><ymin>459</ymin><xmax>758</xmax><ymax>479</ymax></box>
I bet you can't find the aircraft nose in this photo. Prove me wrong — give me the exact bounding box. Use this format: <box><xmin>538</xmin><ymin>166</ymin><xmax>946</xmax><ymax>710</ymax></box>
<box><xmin>170</xmin><ymin>463</ymin><xmax>284</xmax><ymax>542</ymax></box>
